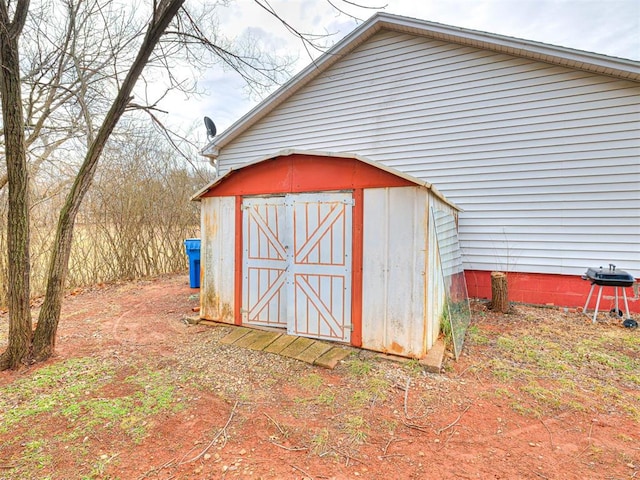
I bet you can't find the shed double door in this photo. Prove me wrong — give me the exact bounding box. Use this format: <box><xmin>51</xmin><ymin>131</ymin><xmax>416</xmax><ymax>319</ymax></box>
<box><xmin>242</xmin><ymin>192</ymin><xmax>353</xmax><ymax>343</ymax></box>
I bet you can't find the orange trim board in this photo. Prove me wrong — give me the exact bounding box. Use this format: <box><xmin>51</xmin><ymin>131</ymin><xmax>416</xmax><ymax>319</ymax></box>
<box><xmin>465</xmin><ymin>270</ymin><xmax>639</xmax><ymax>313</ymax></box>
<box><xmin>350</xmin><ymin>188</ymin><xmax>364</xmax><ymax>347</ymax></box>
<box><xmin>200</xmin><ymin>154</ymin><xmax>414</xmax><ymax>197</ymax></box>
<box><xmin>234</xmin><ymin>195</ymin><xmax>243</xmax><ymax>326</ymax></box>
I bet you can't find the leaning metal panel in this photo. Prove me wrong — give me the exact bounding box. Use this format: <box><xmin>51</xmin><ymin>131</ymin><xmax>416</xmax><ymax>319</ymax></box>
<box><xmin>432</xmin><ymin>208</ymin><xmax>471</xmax><ymax>360</ymax></box>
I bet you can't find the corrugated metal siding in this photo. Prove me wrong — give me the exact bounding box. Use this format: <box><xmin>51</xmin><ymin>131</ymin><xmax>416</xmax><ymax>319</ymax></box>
<box><xmin>200</xmin><ymin>196</ymin><xmax>236</xmax><ymax>323</ymax></box>
<box><xmin>361</xmin><ymin>186</ymin><xmax>430</xmax><ymax>358</ymax></box>
<box><xmin>215</xmin><ymin>30</ymin><xmax>640</xmax><ymax>276</ymax></box>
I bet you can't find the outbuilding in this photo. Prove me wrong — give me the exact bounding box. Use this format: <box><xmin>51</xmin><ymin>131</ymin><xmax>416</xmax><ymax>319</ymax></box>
<box><xmin>192</xmin><ymin>149</ymin><xmax>461</xmax><ymax>358</ymax></box>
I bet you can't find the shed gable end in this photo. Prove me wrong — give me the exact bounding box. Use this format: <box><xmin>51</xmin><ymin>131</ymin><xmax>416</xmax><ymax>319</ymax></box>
<box><xmin>200</xmin><ymin>153</ymin><xmax>415</xmax><ymax>197</ymax></box>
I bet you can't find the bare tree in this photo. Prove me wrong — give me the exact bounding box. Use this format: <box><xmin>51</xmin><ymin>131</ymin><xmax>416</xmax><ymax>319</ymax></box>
<box><xmin>29</xmin><ymin>0</ymin><xmax>187</xmax><ymax>362</ymax></box>
<box><xmin>0</xmin><ymin>1</ymin><xmax>140</xmax><ymax>191</ymax></box>
<box><xmin>1</xmin><ymin>0</ymin><xmax>185</xmax><ymax>368</ymax></box>
<box><xmin>0</xmin><ymin>0</ymin><xmax>32</xmax><ymax>369</ymax></box>
<box><xmin>1</xmin><ymin>0</ymin><xmax>376</xmax><ymax>369</ymax></box>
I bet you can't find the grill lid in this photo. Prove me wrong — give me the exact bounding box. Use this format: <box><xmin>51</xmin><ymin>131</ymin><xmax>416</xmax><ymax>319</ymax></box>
<box><xmin>582</xmin><ymin>264</ymin><xmax>635</xmax><ymax>287</ymax></box>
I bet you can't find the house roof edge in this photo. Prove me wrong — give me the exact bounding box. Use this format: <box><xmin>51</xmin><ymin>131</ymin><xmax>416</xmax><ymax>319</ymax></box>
<box><xmin>202</xmin><ymin>12</ymin><xmax>640</xmax><ymax>157</ymax></box>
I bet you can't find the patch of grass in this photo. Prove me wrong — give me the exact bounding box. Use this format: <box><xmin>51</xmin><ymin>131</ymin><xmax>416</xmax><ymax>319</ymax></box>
<box><xmin>310</xmin><ymin>428</ymin><xmax>330</xmax><ymax>455</ymax></box>
<box><xmin>22</xmin><ymin>439</ymin><xmax>53</xmax><ymax>471</ymax></box>
<box><xmin>466</xmin><ymin>324</ymin><xmax>490</xmax><ymax>345</ymax></box>
<box><xmin>511</xmin><ymin>401</ymin><xmax>542</xmax><ymax>418</ymax></box>
<box><xmin>474</xmin><ymin>313</ymin><xmax>640</xmax><ymax>421</ymax></box>
<box><xmin>621</xmin><ymin>335</ymin><xmax>640</xmax><ymax>349</ymax></box>
<box><xmin>381</xmin><ymin>419</ymin><xmax>398</xmax><ymax>435</ymax></box>
<box><xmin>493</xmin><ymin>387</ymin><xmax>514</xmax><ymax>400</ymax></box>
<box><xmin>520</xmin><ymin>382</ymin><xmax>562</xmax><ymax>410</ymax></box>
<box><xmin>0</xmin><ymin>357</ymin><xmax>115</xmax><ymax>433</ymax></box>
<box><xmin>0</xmin><ymin>357</ymin><xmax>183</xmax><ymax>466</ymax></box>
<box><xmin>556</xmin><ymin>377</ymin><xmax>578</xmax><ymax>392</ymax></box>
<box><xmin>346</xmin><ymin>358</ymin><xmax>373</xmax><ymax>376</ymax></box>
<box><xmin>626</xmin><ymin>373</ymin><xmax>640</xmax><ymax>387</ymax></box>
<box><xmin>349</xmin><ymin>389</ymin><xmax>372</xmax><ymax>408</ymax></box>
<box><xmin>343</xmin><ymin>415</ymin><xmax>368</xmax><ymax>444</ymax></box>
<box><xmin>586</xmin><ymin>351</ymin><xmax>625</xmax><ymax>370</ymax></box>
<box><xmin>367</xmin><ymin>377</ymin><xmax>390</xmax><ymax>402</ymax></box>
<box><xmin>616</xmin><ymin>433</ymin><xmax>635</xmax><ymax>443</ymax></box>
<box><xmin>440</xmin><ymin>309</ymin><xmax>452</xmax><ymax>345</ymax></box>
<box><xmin>299</xmin><ymin>372</ymin><xmax>324</xmax><ymax>390</ymax></box>
<box><xmin>403</xmin><ymin>359</ymin><xmax>423</xmax><ymax>376</ymax></box>
<box><xmin>487</xmin><ymin>358</ymin><xmax>534</xmax><ymax>381</ymax></box>
<box><xmin>315</xmin><ymin>389</ymin><xmax>336</xmax><ymax>406</ymax></box>
<box><xmin>593</xmin><ymin>380</ymin><xmax>624</xmax><ymax>398</ymax></box>
<box><xmin>565</xmin><ymin>400</ymin><xmax>587</xmax><ymax>413</ymax></box>
<box><xmin>60</xmin><ymin>369</ymin><xmax>181</xmax><ymax>443</ymax></box>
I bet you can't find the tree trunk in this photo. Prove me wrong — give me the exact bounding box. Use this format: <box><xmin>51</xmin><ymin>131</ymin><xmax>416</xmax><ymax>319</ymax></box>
<box><xmin>0</xmin><ymin>0</ymin><xmax>32</xmax><ymax>370</ymax></box>
<box><xmin>31</xmin><ymin>0</ymin><xmax>186</xmax><ymax>360</ymax></box>
<box><xmin>490</xmin><ymin>271</ymin><xmax>509</xmax><ymax>313</ymax></box>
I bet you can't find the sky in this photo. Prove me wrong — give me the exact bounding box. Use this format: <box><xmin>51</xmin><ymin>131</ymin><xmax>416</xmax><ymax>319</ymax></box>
<box><xmin>169</xmin><ymin>0</ymin><xmax>640</xmax><ymax>147</ymax></box>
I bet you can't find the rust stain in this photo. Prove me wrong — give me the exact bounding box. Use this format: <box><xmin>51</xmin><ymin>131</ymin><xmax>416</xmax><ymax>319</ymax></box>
<box><xmin>220</xmin><ymin>302</ymin><xmax>234</xmax><ymax>322</ymax></box>
<box><xmin>201</xmin><ymin>283</ymin><xmax>219</xmax><ymax>319</ymax></box>
<box><xmin>388</xmin><ymin>341</ymin><xmax>405</xmax><ymax>355</ymax></box>
<box><xmin>201</xmin><ymin>281</ymin><xmax>235</xmax><ymax>325</ymax></box>
<box><xmin>203</xmin><ymin>205</ymin><xmax>218</xmax><ymax>237</ymax></box>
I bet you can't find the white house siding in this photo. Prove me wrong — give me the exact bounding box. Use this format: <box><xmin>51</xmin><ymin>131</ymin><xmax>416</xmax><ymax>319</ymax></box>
<box><xmin>213</xmin><ymin>30</ymin><xmax>640</xmax><ymax>277</ymax></box>
<box><xmin>200</xmin><ymin>196</ymin><xmax>236</xmax><ymax>323</ymax></box>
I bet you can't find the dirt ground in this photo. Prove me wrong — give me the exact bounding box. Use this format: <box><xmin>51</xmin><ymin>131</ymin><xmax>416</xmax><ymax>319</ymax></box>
<box><xmin>0</xmin><ymin>273</ymin><xmax>639</xmax><ymax>480</ymax></box>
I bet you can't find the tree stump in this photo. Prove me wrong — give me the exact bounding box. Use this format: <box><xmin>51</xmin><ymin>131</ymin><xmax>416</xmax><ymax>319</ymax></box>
<box><xmin>490</xmin><ymin>272</ymin><xmax>509</xmax><ymax>313</ymax></box>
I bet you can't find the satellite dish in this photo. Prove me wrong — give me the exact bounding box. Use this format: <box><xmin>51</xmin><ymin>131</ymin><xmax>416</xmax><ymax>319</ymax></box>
<box><xmin>204</xmin><ymin>116</ymin><xmax>217</xmax><ymax>139</ymax></box>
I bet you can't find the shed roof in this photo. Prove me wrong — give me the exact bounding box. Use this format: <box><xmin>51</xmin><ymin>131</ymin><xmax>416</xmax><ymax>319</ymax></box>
<box><xmin>191</xmin><ymin>148</ymin><xmax>461</xmax><ymax>211</ymax></box>
<box><xmin>202</xmin><ymin>12</ymin><xmax>640</xmax><ymax>158</ymax></box>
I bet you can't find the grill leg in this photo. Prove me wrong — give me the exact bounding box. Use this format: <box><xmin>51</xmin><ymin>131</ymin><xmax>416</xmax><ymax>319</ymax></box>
<box><xmin>593</xmin><ymin>285</ymin><xmax>603</xmax><ymax>323</ymax></box>
<box><xmin>583</xmin><ymin>283</ymin><xmax>596</xmax><ymax>318</ymax></box>
<box><xmin>614</xmin><ymin>287</ymin><xmax>620</xmax><ymax>316</ymax></box>
<box><xmin>622</xmin><ymin>288</ymin><xmax>631</xmax><ymax>319</ymax></box>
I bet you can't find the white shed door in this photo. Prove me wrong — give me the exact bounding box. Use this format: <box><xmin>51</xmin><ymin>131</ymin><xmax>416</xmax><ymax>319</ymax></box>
<box><xmin>242</xmin><ymin>193</ymin><xmax>352</xmax><ymax>342</ymax></box>
<box><xmin>287</xmin><ymin>193</ymin><xmax>353</xmax><ymax>342</ymax></box>
<box><xmin>242</xmin><ymin>196</ymin><xmax>288</xmax><ymax>328</ymax></box>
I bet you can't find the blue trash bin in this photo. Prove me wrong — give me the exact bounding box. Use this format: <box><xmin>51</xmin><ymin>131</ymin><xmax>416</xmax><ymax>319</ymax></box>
<box><xmin>184</xmin><ymin>239</ymin><xmax>201</xmax><ymax>288</ymax></box>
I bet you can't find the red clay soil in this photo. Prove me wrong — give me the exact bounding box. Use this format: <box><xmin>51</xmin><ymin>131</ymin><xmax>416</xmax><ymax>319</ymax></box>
<box><xmin>0</xmin><ymin>274</ymin><xmax>638</xmax><ymax>480</ymax></box>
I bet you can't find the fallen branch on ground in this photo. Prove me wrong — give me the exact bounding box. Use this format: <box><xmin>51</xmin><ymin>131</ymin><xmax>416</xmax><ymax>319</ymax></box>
<box><xmin>269</xmin><ymin>441</ymin><xmax>308</xmax><ymax>452</ymax></box>
<box><xmin>401</xmin><ymin>419</ymin><xmax>431</xmax><ymax>433</ymax></box>
<box><xmin>291</xmin><ymin>464</ymin><xmax>314</xmax><ymax>479</ymax></box>
<box><xmin>136</xmin><ymin>458</ymin><xmax>176</xmax><ymax>480</ymax></box>
<box><xmin>403</xmin><ymin>377</ymin><xmax>412</xmax><ymax>419</ymax></box>
<box><xmin>435</xmin><ymin>405</ymin><xmax>471</xmax><ymax>435</ymax></box>
<box><xmin>539</xmin><ymin>418</ymin><xmax>554</xmax><ymax>448</ymax></box>
<box><xmin>264</xmin><ymin>412</ymin><xmax>287</xmax><ymax>436</ymax></box>
<box><xmin>382</xmin><ymin>437</ymin><xmax>407</xmax><ymax>455</ymax></box>
<box><xmin>574</xmin><ymin>420</ymin><xmax>595</xmax><ymax>460</ymax></box>
<box><xmin>179</xmin><ymin>400</ymin><xmax>239</xmax><ymax>464</ymax></box>
<box><xmin>331</xmin><ymin>447</ymin><xmax>366</xmax><ymax>466</ymax></box>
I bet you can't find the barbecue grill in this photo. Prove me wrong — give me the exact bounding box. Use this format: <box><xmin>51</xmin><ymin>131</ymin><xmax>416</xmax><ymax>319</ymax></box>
<box><xmin>582</xmin><ymin>264</ymin><xmax>635</xmax><ymax>323</ymax></box>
